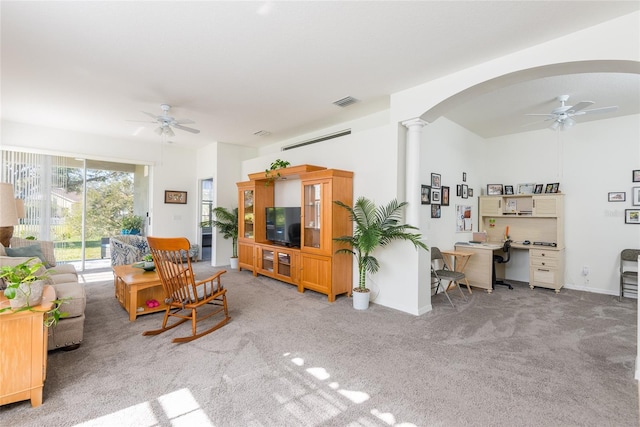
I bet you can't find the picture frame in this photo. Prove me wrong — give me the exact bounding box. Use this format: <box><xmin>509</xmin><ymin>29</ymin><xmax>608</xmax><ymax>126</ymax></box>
<box><xmin>431</xmin><ymin>204</ymin><xmax>441</xmax><ymax>218</ymax></box>
<box><xmin>462</xmin><ymin>184</ymin><xmax>468</xmax><ymax>199</ymax></box>
<box><xmin>545</xmin><ymin>183</ymin><xmax>560</xmax><ymax>193</ymax></box>
<box><xmin>441</xmin><ymin>186</ymin><xmax>450</xmax><ymax>206</ymax></box>
<box><xmin>625</xmin><ymin>209</ymin><xmax>640</xmax><ymax>224</ymax></box>
<box><xmin>633</xmin><ymin>170</ymin><xmax>640</xmax><ymax>182</ymax></box>
<box><xmin>633</xmin><ymin>187</ymin><xmax>640</xmax><ymax>206</ymax></box>
<box><xmin>608</xmin><ymin>192</ymin><xmax>626</xmax><ymax>202</ymax></box>
<box><xmin>486</xmin><ymin>184</ymin><xmax>503</xmax><ymax>196</ymax></box>
<box><xmin>431</xmin><ymin>188</ymin><xmax>441</xmax><ymax>204</ymax></box>
<box><xmin>421</xmin><ymin>185</ymin><xmax>431</xmax><ymax>205</ymax></box>
<box><xmin>164</xmin><ymin>190</ymin><xmax>187</xmax><ymax>204</ymax></box>
<box><xmin>534</xmin><ymin>184</ymin><xmax>544</xmax><ymax>194</ymax></box>
<box><xmin>517</xmin><ymin>183</ymin><xmax>536</xmax><ymax>194</ymax></box>
<box><xmin>456</xmin><ymin>184</ymin><xmax>461</xmax><ymax>197</ymax></box>
<box><xmin>431</xmin><ymin>173</ymin><xmax>441</xmax><ymax>188</ymax></box>
<box><xmin>504</xmin><ymin>185</ymin><xmax>514</xmax><ymax>195</ymax></box>
<box><xmin>468</xmin><ymin>188</ymin><xmax>473</xmax><ymax>197</ymax></box>
<box><xmin>462</xmin><ymin>172</ymin><xmax>467</xmax><ymax>182</ymax></box>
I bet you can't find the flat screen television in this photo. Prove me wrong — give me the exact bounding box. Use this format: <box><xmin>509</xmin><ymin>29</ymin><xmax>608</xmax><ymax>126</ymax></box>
<box><xmin>265</xmin><ymin>207</ymin><xmax>301</xmax><ymax>247</ymax></box>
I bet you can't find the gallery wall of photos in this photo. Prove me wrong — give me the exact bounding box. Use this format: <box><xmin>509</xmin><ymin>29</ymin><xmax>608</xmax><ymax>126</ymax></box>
<box><xmin>620</xmin><ymin>169</ymin><xmax>640</xmax><ymax>225</ymax></box>
<box><xmin>421</xmin><ymin>171</ymin><xmax>472</xmax><ymax>219</ymax></box>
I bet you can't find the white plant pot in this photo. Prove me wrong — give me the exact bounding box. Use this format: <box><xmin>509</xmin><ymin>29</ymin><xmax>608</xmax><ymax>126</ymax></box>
<box><xmin>230</xmin><ymin>257</ymin><xmax>239</xmax><ymax>270</ymax></box>
<box><xmin>352</xmin><ymin>288</ymin><xmax>370</xmax><ymax>310</ymax></box>
<box><xmin>9</xmin><ymin>280</ymin><xmax>45</xmax><ymax>309</ymax></box>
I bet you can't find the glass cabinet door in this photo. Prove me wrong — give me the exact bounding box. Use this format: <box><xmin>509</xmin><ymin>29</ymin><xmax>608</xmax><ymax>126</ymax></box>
<box><xmin>303</xmin><ymin>183</ymin><xmax>321</xmax><ymax>249</ymax></box>
<box><xmin>262</xmin><ymin>249</ymin><xmax>274</xmax><ymax>272</ymax></box>
<box><xmin>243</xmin><ymin>189</ymin><xmax>254</xmax><ymax>238</ymax></box>
<box><xmin>277</xmin><ymin>252</ymin><xmax>291</xmax><ymax>278</ymax></box>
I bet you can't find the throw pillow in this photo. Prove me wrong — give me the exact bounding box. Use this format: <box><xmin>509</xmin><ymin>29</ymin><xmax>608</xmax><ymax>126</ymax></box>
<box><xmin>5</xmin><ymin>245</ymin><xmax>49</xmax><ymax>267</ymax></box>
<box><xmin>9</xmin><ymin>237</ymin><xmax>56</xmax><ymax>267</ymax></box>
<box><xmin>0</xmin><ymin>243</ymin><xmax>6</xmax><ymax>256</ymax></box>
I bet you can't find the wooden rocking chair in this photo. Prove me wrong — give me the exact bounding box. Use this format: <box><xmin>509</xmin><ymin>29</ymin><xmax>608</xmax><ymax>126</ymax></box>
<box><xmin>143</xmin><ymin>236</ymin><xmax>230</xmax><ymax>343</ymax></box>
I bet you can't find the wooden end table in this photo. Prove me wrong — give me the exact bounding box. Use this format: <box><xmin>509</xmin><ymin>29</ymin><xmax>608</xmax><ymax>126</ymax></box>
<box><xmin>112</xmin><ymin>264</ymin><xmax>166</xmax><ymax>321</ymax></box>
<box><xmin>0</xmin><ymin>285</ymin><xmax>54</xmax><ymax>408</ymax></box>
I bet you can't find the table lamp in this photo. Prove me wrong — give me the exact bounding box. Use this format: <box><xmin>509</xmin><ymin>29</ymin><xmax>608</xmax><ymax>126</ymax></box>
<box><xmin>0</xmin><ymin>182</ymin><xmax>19</xmax><ymax>247</ymax></box>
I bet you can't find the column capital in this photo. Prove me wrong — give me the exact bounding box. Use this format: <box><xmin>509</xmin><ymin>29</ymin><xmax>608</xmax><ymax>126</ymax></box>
<box><xmin>401</xmin><ymin>118</ymin><xmax>428</xmax><ymax>129</ymax></box>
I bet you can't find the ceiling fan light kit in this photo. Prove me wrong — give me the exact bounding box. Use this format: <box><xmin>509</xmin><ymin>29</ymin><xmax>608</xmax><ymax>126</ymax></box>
<box><xmin>525</xmin><ymin>94</ymin><xmax>618</xmax><ymax>132</ymax></box>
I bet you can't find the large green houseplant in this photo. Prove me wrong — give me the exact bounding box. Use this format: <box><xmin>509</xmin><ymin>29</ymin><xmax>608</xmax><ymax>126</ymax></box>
<box><xmin>334</xmin><ymin>197</ymin><xmax>428</xmax><ymax>309</ymax></box>
<box><xmin>0</xmin><ymin>257</ymin><xmax>67</xmax><ymax>326</ymax></box>
<box><xmin>121</xmin><ymin>214</ymin><xmax>144</xmax><ymax>235</ymax></box>
<box><xmin>201</xmin><ymin>207</ymin><xmax>239</xmax><ymax>269</ymax></box>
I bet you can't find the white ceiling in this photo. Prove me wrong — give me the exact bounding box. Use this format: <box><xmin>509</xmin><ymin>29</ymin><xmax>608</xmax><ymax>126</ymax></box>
<box><xmin>2</xmin><ymin>1</ymin><xmax>639</xmax><ymax>149</ymax></box>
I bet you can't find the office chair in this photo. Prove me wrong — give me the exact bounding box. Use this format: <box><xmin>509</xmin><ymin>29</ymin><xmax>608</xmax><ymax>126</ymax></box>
<box><xmin>431</xmin><ymin>247</ymin><xmax>468</xmax><ymax>307</ymax></box>
<box><xmin>493</xmin><ymin>240</ymin><xmax>514</xmax><ymax>290</ymax></box>
<box><xmin>619</xmin><ymin>249</ymin><xmax>640</xmax><ymax>301</ymax></box>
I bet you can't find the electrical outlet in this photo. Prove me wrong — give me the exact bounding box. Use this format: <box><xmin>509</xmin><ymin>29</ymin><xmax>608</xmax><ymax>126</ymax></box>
<box><xmin>582</xmin><ymin>266</ymin><xmax>590</xmax><ymax>276</ymax></box>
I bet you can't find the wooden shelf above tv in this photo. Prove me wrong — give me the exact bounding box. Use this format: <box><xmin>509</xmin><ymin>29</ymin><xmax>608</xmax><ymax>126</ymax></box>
<box><xmin>247</xmin><ymin>164</ymin><xmax>326</xmax><ymax>181</ymax></box>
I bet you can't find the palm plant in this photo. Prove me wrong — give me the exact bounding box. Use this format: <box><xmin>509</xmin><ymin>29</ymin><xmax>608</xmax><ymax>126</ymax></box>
<box><xmin>201</xmin><ymin>207</ymin><xmax>239</xmax><ymax>258</ymax></box>
<box><xmin>334</xmin><ymin>197</ymin><xmax>428</xmax><ymax>293</ymax></box>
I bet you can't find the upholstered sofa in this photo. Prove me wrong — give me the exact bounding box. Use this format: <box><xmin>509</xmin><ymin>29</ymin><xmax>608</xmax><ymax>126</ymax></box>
<box><xmin>110</xmin><ymin>235</ymin><xmax>199</xmax><ymax>265</ymax></box>
<box><xmin>1</xmin><ymin>237</ymin><xmax>86</xmax><ymax>351</ymax></box>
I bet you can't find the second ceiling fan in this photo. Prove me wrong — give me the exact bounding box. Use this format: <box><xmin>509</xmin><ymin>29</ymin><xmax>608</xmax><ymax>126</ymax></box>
<box><xmin>525</xmin><ymin>95</ymin><xmax>618</xmax><ymax>131</ymax></box>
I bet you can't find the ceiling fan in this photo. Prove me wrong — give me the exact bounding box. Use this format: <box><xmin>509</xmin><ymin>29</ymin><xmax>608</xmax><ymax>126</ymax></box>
<box><xmin>134</xmin><ymin>104</ymin><xmax>200</xmax><ymax>137</ymax></box>
<box><xmin>525</xmin><ymin>95</ymin><xmax>618</xmax><ymax>131</ymax></box>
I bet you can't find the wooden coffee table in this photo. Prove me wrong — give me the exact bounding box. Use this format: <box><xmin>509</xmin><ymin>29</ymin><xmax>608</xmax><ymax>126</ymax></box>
<box><xmin>113</xmin><ymin>264</ymin><xmax>166</xmax><ymax>321</ymax></box>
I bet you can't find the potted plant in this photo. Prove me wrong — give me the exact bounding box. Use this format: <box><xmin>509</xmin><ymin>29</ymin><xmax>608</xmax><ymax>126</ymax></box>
<box><xmin>201</xmin><ymin>207</ymin><xmax>239</xmax><ymax>269</ymax></box>
<box><xmin>121</xmin><ymin>214</ymin><xmax>144</xmax><ymax>235</ymax></box>
<box><xmin>334</xmin><ymin>197</ymin><xmax>428</xmax><ymax>310</ymax></box>
<box><xmin>264</xmin><ymin>159</ymin><xmax>291</xmax><ymax>186</ymax></box>
<box><xmin>0</xmin><ymin>257</ymin><xmax>66</xmax><ymax>326</ymax></box>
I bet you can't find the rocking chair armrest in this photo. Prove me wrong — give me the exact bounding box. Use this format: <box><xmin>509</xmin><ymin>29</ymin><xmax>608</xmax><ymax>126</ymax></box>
<box><xmin>195</xmin><ymin>269</ymin><xmax>227</xmax><ymax>292</ymax></box>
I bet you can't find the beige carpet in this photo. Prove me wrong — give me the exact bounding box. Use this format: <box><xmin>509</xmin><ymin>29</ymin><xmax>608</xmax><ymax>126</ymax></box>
<box><xmin>1</xmin><ymin>263</ymin><xmax>638</xmax><ymax>426</ymax></box>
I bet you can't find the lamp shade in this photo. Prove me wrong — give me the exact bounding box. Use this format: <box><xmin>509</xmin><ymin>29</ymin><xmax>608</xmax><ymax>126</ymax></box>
<box><xmin>15</xmin><ymin>198</ymin><xmax>25</xmax><ymax>219</ymax></box>
<box><xmin>0</xmin><ymin>183</ymin><xmax>19</xmax><ymax>226</ymax></box>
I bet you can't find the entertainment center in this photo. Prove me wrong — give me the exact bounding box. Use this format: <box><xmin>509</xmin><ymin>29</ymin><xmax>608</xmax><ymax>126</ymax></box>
<box><xmin>237</xmin><ymin>164</ymin><xmax>353</xmax><ymax>301</ymax></box>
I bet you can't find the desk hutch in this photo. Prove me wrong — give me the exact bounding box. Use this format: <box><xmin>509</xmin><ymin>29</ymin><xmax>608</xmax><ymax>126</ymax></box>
<box><xmin>237</xmin><ymin>164</ymin><xmax>353</xmax><ymax>302</ymax></box>
<box><xmin>468</xmin><ymin>193</ymin><xmax>565</xmax><ymax>292</ymax></box>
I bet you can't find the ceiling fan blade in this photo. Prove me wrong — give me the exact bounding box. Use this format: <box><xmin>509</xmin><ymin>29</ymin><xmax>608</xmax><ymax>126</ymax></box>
<box><xmin>175</xmin><ymin>118</ymin><xmax>195</xmax><ymax>125</ymax></box>
<box><xmin>573</xmin><ymin>105</ymin><xmax>619</xmax><ymax>116</ymax></box>
<box><xmin>173</xmin><ymin>124</ymin><xmax>201</xmax><ymax>134</ymax></box>
<box><xmin>524</xmin><ymin>113</ymin><xmax>554</xmax><ymax>117</ymax></box>
<box><xmin>142</xmin><ymin>111</ymin><xmax>160</xmax><ymax>120</ymax></box>
<box><xmin>567</xmin><ymin>101</ymin><xmax>594</xmax><ymax>114</ymax></box>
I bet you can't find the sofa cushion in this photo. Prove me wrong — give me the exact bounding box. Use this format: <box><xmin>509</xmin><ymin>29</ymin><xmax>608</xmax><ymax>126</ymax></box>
<box><xmin>52</xmin><ymin>281</ymin><xmax>86</xmax><ymax>318</ymax></box>
<box><xmin>10</xmin><ymin>237</ymin><xmax>56</xmax><ymax>267</ymax></box>
<box><xmin>0</xmin><ymin>243</ymin><xmax>6</xmax><ymax>256</ymax></box>
<box><xmin>5</xmin><ymin>244</ymin><xmax>50</xmax><ymax>267</ymax></box>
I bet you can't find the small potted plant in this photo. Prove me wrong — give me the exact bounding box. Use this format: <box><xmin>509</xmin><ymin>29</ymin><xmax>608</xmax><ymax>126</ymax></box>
<box><xmin>121</xmin><ymin>214</ymin><xmax>144</xmax><ymax>235</ymax></box>
<box><xmin>334</xmin><ymin>197</ymin><xmax>428</xmax><ymax>310</ymax></box>
<box><xmin>142</xmin><ymin>254</ymin><xmax>155</xmax><ymax>270</ymax></box>
<box><xmin>264</xmin><ymin>159</ymin><xmax>291</xmax><ymax>186</ymax></box>
<box><xmin>0</xmin><ymin>257</ymin><xmax>67</xmax><ymax>326</ymax></box>
<box><xmin>201</xmin><ymin>207</ymin><xmax>239</xmax><ymax>269</ymax></box>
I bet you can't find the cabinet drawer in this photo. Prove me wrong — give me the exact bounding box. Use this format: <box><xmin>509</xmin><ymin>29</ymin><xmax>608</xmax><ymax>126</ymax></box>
<box><xmin>530</xmin><ymin>249</ymin><xmax>559</xmax><ymax>259</ymax></box>
<box><xmin>530</xmin><ymin>257</ymin><xmax>558</xmax><ymax>269</ymax></box>
<box><xmin>531</xmin><ymin>267</ymin><xmax>556</xmax><ymax>285</ymax></box>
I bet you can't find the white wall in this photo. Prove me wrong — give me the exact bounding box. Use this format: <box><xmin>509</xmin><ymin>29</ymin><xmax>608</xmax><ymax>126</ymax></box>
<box><xmin>485</xmin><ymin>114</ymin><xmax>640</xmax><ymax>294</ymax></box>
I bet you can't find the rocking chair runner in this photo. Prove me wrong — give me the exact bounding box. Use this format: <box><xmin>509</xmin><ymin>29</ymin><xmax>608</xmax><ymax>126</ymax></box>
<box><xmin>143</xmin><ymin>236</ymin><xmax>230</xmax><ymax>343</ymax></box>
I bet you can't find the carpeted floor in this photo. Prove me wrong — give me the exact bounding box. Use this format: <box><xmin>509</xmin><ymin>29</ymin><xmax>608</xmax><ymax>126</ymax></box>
<box><xmin>1</xmin><ymin>263</ymin><xmax>638</xmax><ymax>426</ymax></box>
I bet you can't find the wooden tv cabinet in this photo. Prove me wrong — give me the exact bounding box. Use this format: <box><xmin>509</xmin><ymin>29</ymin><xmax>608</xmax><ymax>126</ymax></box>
<box><xmin>237</xmin><ymin>165</ymin><xmax>353</xmax><ymax>302</ymax></box>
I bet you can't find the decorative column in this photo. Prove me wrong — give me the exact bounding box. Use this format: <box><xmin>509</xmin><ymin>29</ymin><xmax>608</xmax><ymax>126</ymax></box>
<box><xmin>402</xmin><ymin>118</ymin><xmax>427</xmax><ymax>227</ymax></box>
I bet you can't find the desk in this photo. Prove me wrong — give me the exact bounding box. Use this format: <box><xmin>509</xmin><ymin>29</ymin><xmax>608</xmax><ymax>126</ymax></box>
<box><xmin>454</xmin><ymin>242</ymin><xmax>565</xmax><ymax>293</ymax></box>
<box><xmin>440</xmin><ymin>250</ymin><xmax>474</xmax><ymax>294</ymax></box>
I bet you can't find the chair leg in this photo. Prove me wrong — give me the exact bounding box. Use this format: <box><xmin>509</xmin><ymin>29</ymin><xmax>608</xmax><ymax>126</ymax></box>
<box><xmin>436</xmin><ymin>280</ymin><xmax>455</xmax><ymax>308</ymax></box>
<box><xmin>455</xmin><ymin>281</ymin><xmax>468</xmax><ymax>302</ymax></box>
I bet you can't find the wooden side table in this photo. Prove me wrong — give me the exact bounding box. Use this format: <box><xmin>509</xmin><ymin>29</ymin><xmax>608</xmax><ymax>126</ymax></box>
<box><xmin>0</xmin><ymin>285</ymin><xmax>54</xmax><ymax>408</ymax></box>
<box><xmin>112</xmin><ymin>264</ymin><xmax>167</xmax><ymax>321</ymax></box>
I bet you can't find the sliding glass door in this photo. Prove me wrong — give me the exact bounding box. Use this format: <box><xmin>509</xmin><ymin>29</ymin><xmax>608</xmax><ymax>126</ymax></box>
<box><xmin>1</xmin><ymin>150</ymin><xmax>149</xmax><ymax>271</ymax></box>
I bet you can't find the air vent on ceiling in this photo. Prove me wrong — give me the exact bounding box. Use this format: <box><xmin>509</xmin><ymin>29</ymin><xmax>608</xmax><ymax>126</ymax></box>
<box><xmin>282</xmin><ymin>129</ymin><xmax>351</xmax><ymax>151</ymax></box>
<box><xmin>253</xmin><ymin>130</ymin><xmax>271</xmax><ymax>137</ymax></box>
<box><xmin>333</xmin><ymin>96</ymin><xmax>358</xmax><ymax>107</ymax></box>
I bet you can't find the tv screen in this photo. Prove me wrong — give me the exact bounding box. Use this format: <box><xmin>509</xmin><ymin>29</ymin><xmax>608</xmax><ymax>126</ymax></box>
<box><xmin>266</xmin><ymin>207</ymin><xmax>301</xmax><ymax>247</ymax></box>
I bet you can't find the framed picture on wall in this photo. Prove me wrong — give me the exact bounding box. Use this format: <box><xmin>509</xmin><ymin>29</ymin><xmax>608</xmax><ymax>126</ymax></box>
<box><xmin>441</xmin><ymin>186</ymin><xmax>450</xmax><ymax>206</ymax></box>
<box><xmin>456</xmin><ymin>184</ymin><xmax>462</xmax><ymax>197</ymax></box>
<box><xmin>633</xmin><ymin>170</ymin><xmax>640</xmax><ymax>182</ymax></box>
<box><xmin>633</xmin><ymin>187</ymin><xmax>640</xmax><ymax>206</ymax></box>
<box><xmin>432</xmin><ymin>188</ymin><xmax>441</xmax><ymax>204</ymax></box>
<box><xmin>468</xmin><ymin>188</ymin><xmax>474</xmax><ymax>197</ymax></box>
<box><xmin>421</xmin><ymin>185</ymin><xmax>431</xmax><ymax>205</ymax></box>
<box><xmin>625</xmin><ymin>209</ymin><xmax>640</xmax><ymax>224</ymax></box>
<box><xmin>164</xmin><ymin>190</ymin><xmax>187</xmax><ymax>204</ymax></box>
<box><xmin>608</xmin><ymin>192</ymin><xmax>626</xmax><ymax>202</ymax></box>
<box><xmin>534</xmin><ymin>184</ymin><xmax>544</xmax><ymax>194</ymax></box>
<box><xmin>431</xmin><ymin>173</ymin><xmax>441</xmax><ymax>188</ymax></box>
<box><xmin>431</xmin><ymin>204</ymin><xmax>441</xmax><ymax>218</ymax></box>
<box><xmin>462</xmin><ymin>184</ymin><xmax>468</xmax><ymax>199</ymax></box>
<box><xmin>504</xmin><ymin>185</ymin><xmax>514</xmax><ymax>195</ymax></box>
